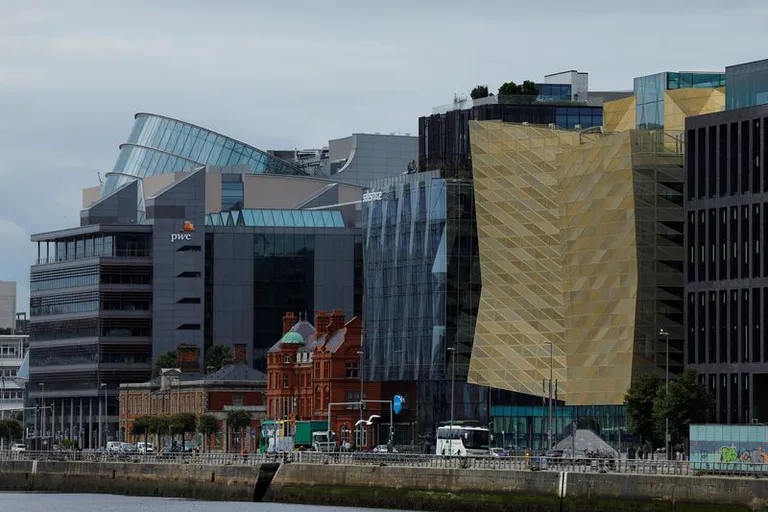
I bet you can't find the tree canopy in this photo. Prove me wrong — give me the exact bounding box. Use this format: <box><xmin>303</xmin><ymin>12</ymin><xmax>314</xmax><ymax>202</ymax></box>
<box><xmin>169</xmin><ymin>413</ymin><xmax>197</xmax><ymax>437</ymax></box>
<box><xmin>470</xmin><ymin>85</ymin><xmax>490</xmax><ymax>100</ymax></box>
<box><xmin>131</xmin><ymin>416</ymin><xmax>151</xmax><ymax>439</ymax></box>
<box><xmin>147</xmin><ymin>416</ymin><xmax>170</xmax><ymax>436</ymax></box>
<box><xmin>204</xmin><ymin>344</ymin><xmax>234</xmax><ymax>373</ymax></box>
<box><xmin>653</xmin><ymin>369</ymin><xmax>712</xmax><ymax>449</ymax></box>
<box><xmin>497</xmin><ymin>80</ymin><xmax>539</xmax><ymax>97</ymax></box>
<box><xmin>152</xmin><ymin>351</ymin><xmax>178</xmax><ymax>378</ymax></box>
<box><xmin>226</xmin><ymin>409</ymin><xmax>252</xmax><ymax>432</ymax></box>
<box><xmin>0</xmin><ymin>419</ymin><xmax>23</xmax><ymax>442</ymax></box>
<box><xmin>198</xmin><ymin>414</ymin><xmax>220</xmax><ymax>436</ymax></box>
<box><xmin>624</xmin><ymin>373</ymin><xmax>662</xmax><ymax>447</ymax></box>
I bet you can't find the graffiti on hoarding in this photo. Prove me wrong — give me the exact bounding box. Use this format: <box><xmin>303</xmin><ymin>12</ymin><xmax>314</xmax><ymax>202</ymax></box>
<box><xmin>717</xmin><ymin>445</ymin><xmax>768</xmax><ymax>463</ymax></box>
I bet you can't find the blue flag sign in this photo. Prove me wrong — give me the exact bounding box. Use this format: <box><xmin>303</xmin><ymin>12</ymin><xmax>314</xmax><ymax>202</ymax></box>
<box><xmin>393</xmin><ymin>395</ymin><xmax>405</xmax><ymax>415</ymax></box>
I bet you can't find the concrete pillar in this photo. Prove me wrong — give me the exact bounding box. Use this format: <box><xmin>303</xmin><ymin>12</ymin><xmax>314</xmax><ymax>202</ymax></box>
<box><xmin>78</xmin><ymin>399</ymin><xmax>83</xmax><ymax>448</ymax></box>
<box><xmin>51</xmin><ymin>398</ymin><xmax>56</xmax><ymax>439</ymax></box>
<box><xmin>88</xmin><ymin>398</ymin><xmax>93</xmax><ymax>450</ymax></box>
<box><xmin>69</xmin><ymin>399</ymin><xmax>74</xmax><ymax>443</ymax></box>
<box><xmin>60</xmin><ymin>400</ymin><xmax>65</xmax><ymax>437</ymax></box>
<box><xmin>98</xmin><ymin>396</ymin><xmax>103</xmax><ymax>448</ymax></box>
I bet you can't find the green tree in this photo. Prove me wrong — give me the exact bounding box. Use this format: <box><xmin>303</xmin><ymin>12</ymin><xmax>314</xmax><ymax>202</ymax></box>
<box><xmin>147</xmin><ymin>416</ymin><xmax>170</xmax><ymax>449</ymax></box>
<box><xmin>497</xmin><ymin>80</ymin><xmax>539</xmax><ymax>104</ymax></box>
<box><xmin>197</xmin><ymin>414</ymin><xmax>220</xmax><ymax>453</ymax></box>
<box><xmin>624</xmin><ymin>373</ymin><xmax>662</xmax><ymax>446</ymax></box>
<box><xmin>153</xmin><ymin>351</ymin><xmax>178</xmax><ymax>378</ymax></box>
<box><xmin>0</xmin><ymin>419</ymin><xmax>23</xmax><ymax>445</ymax></box>
<box><xmin>169</xmin><ymin>412</ymin><xmax>197</xmax><ymax>446</ymax></box>
<box><xmin>470</xmin><ymin>85</ymin><xmax>489</xmax><ymax>100</ymax></box>
<box><xmin>131</xmin><ymin>415</ymin><xmax>151</xmax><ymax>446</ymax></box>
<box><xmin>653</xmin><ymin>369</ymin><xmax>712</xmax><ymax>451</ymax></box>
<box><xmin>204</xmin><ymin>344</ymin><xmax>234</xmax><ymax>373</ymax></box>
<box><xmin>226</xmin><ymin>409</ymin><xmax>252</xmax><ymax>452</ymax></box>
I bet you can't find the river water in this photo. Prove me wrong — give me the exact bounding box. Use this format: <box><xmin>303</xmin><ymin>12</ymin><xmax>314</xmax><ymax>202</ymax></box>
<box><xmin>1</xmin><ymin>493</ymin><xmax>410</xmax><ymax>511</ymax></box>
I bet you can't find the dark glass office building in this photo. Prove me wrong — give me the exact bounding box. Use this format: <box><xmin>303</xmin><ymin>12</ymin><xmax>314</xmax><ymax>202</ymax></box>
<box><xmin>418</xmin><ymin>100</ymin><xmax>604</xmax><ymax>174</ymax></box>
<box><xmin>362</xmin><ymin>170</ymin><xmax>485</xmax><ymax>436</ymax></box>
<box><xmin>29</xmin><ymin>113</ymin><xmax>364</xmax><ymax>448</ymax></box>
<box><xmin>726</xmin><ymin>59</ymin><xmax>768</xmax><ymax>111</ymax></box>
<box><xmin>685</xmin><ymin>102</ymin><xmax>768</xmax><ymax>424</ymax></box>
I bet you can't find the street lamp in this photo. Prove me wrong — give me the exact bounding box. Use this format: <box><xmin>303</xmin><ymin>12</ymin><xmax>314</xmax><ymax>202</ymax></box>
<box><xmin>100</xmin><ymin>383</ymin><xmax>107</xmax><ymax>447</ymax></box>
<box><xmin>447</xmin><ymin>346</ymin><xmax>456</xmax><ymax>430</ymax></box>
<box><xmin>547</xmin><ymin>342</ymin><xmax>553</xmax><ymax>452</ymax></box>
<box><xmin>357</xmin><ymin>350</ymin><xmax>364</xmax><ymax>417</ymax></box>
<box><xmin>659</xmin><ymin>328</ymin><xmax>670</xmax><ymax>459</ymax></box>
<box><xmin>39</xmin><ymin>383</ymin><xmax>45</xmax><ymax>437</ymax></box>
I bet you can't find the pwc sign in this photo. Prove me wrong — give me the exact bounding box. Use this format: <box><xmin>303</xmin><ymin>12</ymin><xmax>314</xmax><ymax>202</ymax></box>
<box><xmin>170</xmin><ymin>220</ymin><xmax>195</xmax><ymax>243</ymax></box>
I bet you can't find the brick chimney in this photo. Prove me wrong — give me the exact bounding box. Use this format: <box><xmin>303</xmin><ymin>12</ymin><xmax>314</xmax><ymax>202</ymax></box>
<box><xmin>233</xmin><ymin>343</ymin><xmax>247</xmax><ymax>365</ymax></box>
<box><xmin>314</xmin><ymin>310</ymin><xmax>330</xmax><ymax>337</ymax></box>
<box><xmin>328</xmin><ymin>309</ymin><xmax>345</xmax><ymax>335</ymax></box>
<box><xmin>176</xmin><ymin>344</ymin><xmax>200</xmax><ymax>373</ymax></box>
<box><xmin>282</xmin><ymin>312</ymin><xmax>297</xmax><ymax>335</ymax></box>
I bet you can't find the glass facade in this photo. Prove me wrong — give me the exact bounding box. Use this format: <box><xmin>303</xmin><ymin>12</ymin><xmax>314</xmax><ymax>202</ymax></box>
<box><xmin>726</xmin><ymin>59</ymin><xmax>768</xmax><ymax>110</ymax></box>
<box><xmin>221</xmin><ymin>174</ymin><xmax>244</xmax><ymax>211</ymax></box>
<box><xmin>491</xmin><ymin>405</ymin><xmax>629</xmax><ymax>452</ymax></box>
<box><xmin>34</xmin><ymin>233</ymin><xmax>152</xmax><ymax>265</ymax></box>
<box><xmin>418</xmin><ymin>104</ymin><xmax>603</xmax><ymax>173</ymax></box>
<box><xmin>102</xmin><ymin>113</ymin><xmax>307</xmax><ymax>196</ymax></box>
<box><xmin>536</xmin><ymin>83</ymin><xmax>572</xmax><ymax>102</ymax></box>
<box><xmin>635</xmin><ymin>72</ymin><xmax>726</xmax><ymax>129</ymax></box>
<box><xmin>252</xmin><ymin>232</ymin><xmax>315</xmax><ymax>367</ymax></box>
<box><xmin>362</xmin><ymin>171</ymin><xmax>484</xmax><ymax>437</ymax></box>
<box><xmin>362</xmin><ymin>171</ymin><xmax>481</xmax><ymax>381</ymax></box>
<box><xmin>205</xmin><ymin>209</ymin><xmax>346</xmax><ymax>228</ymax></box>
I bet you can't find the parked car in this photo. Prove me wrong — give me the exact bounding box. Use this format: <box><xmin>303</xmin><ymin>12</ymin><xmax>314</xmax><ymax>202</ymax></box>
<box><xmin>372</xmin><ymin>445</ymin><xmax>398</xmax><ymax>453</ymax></box>
<box><xmin>489</xmin><ymin>447</ymin><xmax>509</xmax><ymax>457</ymax></box>
<box><xmin>137</xmin><ymin>442</ymin><xmax>154</xmax><ymax>453</ymax></box>
<box><xmin>10</xmin><ymin>443</ymin><xmax>25</xmax><ymax>452</ymax></box>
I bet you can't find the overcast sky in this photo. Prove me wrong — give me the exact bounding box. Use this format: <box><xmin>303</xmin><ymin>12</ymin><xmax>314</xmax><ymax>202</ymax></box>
<box><xmin>1</xmin><ymin>0</ymin><xmax>767</xmax><ymax>312</ymax></box>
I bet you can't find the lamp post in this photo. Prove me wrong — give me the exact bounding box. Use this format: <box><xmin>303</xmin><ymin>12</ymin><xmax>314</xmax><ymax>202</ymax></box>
<box><xmin>548</xmin><ymin>342</ymin><xmax>553</xmax><ymax>452</ymax></box>
<box><xmin>39</xmin><ymin>383</ymin><xmax>45</xmax><ymax>438</ymax></box>
<box><xmin>357</xmin><ymin>350</ymin><xmax>364</xmax><ymax>446</ymax></box>
<box><xmin>659</xmin><ymin>328</ymin><xmax>670</xmax><ymax>459</ymax></box>
<box><xmin>100</xmin><ymin>383</ymin><xmax>107</xmax><ymax>447</ymax></box>
<box><xmin>447</xmin><ymin>347</ymin><xmax>456</xmax><ymax>430</ymax></box>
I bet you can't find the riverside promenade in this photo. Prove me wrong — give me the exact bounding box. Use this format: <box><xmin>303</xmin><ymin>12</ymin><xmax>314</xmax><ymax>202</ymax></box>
<box><xmin>1</xmin><ymin>451</ymin><xmax>767</xmax><ymax>511</ymax></box>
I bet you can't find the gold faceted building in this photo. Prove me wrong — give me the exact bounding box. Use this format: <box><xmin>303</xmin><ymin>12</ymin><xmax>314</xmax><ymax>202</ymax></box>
<box><xmin>469</xmin><ymin>122</ymin><xmax>685</xmax><ymax>405</ymax></box>
<box><xmin>467</xmin><ymin>71</ymin><xmax>727</xmax><ymax>406</ymax></box>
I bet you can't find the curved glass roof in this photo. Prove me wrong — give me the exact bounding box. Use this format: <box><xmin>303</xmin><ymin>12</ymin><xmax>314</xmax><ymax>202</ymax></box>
<box><xmin>206</xmin><ymin>209</ymin><xmax>346</xmax><ymax>228</ymax></box>
<box><xmin>101</xmin><ymin>113</ymin><xmax>307</xmax><ymax>197</ymax></box>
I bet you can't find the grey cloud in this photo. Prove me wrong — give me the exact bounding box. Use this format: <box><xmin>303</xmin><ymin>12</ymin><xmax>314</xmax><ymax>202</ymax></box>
<box><xmin>1</xmin><ymin>0</ymin><xmax>768</xmax><ymax>312</ymax></box>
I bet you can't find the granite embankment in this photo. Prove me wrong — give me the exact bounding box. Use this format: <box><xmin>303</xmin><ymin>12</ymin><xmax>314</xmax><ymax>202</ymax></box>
<box><xmin>1</xmin><ymin>458</ymin><xmax>768</xmax><ymax>511</ymax></box>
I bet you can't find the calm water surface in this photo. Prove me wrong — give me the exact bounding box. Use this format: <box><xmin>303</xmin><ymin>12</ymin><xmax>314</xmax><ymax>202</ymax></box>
<box><xmin>1</xmin><ymin>493</ymin><xmax>411</xmax><ymax>511</ymax></box>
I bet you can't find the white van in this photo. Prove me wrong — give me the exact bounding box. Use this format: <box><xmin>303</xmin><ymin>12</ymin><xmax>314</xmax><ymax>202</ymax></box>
<box><xmin>106</xmin><ymin>441</ymin><xmax>122</xmax><ymax>452</ymax></box>
<box><xmin>137</xmin><ymin>442</ymin><xmax>154</xmax><ymax>453</ymax></box>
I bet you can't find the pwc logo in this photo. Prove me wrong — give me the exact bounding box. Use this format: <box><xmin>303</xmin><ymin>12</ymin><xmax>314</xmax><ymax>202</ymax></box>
<box><xmin>170</xmin><ymin>221</ymin><xmax>195</xmax><ymax>243</ymax></box>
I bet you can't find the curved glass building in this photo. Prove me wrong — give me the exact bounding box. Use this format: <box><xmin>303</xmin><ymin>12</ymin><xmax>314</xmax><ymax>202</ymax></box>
<box><xmin>101</xmin><ymin>113</ymin><xmax>307</xmax><ymax>197</ymax></box>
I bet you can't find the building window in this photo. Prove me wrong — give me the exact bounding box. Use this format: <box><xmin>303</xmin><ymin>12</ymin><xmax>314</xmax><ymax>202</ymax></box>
<box><xmin>232</xmin><ymin>395</ymin><xmax>243</xmax><ymax>407</ymax></box>
<box><xmin>345</xmin><ymin>361</ymin><xmax>359</xmax><ymax>379</ymax></box>
<box><xmin>284</xmin><ymin>355</ymin><xmax>290</xmax><ymax>364</ymax></box>
<box><xmin>283</xmin><ymin>375</ymin><xmax>289</xmax><ymax>388</ymax></box>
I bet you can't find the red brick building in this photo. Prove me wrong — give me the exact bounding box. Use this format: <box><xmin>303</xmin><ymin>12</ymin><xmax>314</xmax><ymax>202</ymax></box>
<box><xmin>119</xmin><ymin>344</ymin><xmax>267</xmax><ymax>452</ymax></box>
<box><xmin>267</xmin><ymin>310</ymin><xmax>409</xmax><ymax>449</ymax></box>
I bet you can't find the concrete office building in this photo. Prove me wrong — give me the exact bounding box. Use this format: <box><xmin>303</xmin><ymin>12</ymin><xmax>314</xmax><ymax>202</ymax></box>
<box><xmin>685</xmin><ymin>58</ymin><xmax>768</xmax><ymax>424</ymax></box>
<box><xmin>28</xmin><ymin>113</ymin><xmax>407</xmax><ymax>448</ymax></box>
<box><xmin>0</xmin><ymin>334</ymin><xmax>27</xmax><ymax>420</ymax></box>
<box><xmin>0</xmin><ymin>282</ymin><xmax>16</xmax><ymax>332</ymax></box>
<box><xmin>270</xmin><ymin>133</ymin><xmax>418</xmax><ymax>186</ymax></box>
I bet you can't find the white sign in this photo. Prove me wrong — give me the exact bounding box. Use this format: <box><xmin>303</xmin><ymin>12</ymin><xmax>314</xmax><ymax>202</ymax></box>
<box><xmin>170</xmin><ymin>233</ymin><xmax>192</xmax><ymax>243</ymax></box>
<box><xmin>363</xmin><ymin>191</ymin><xmax>384</xmax><ymax>203</ymax></box>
